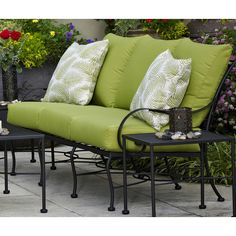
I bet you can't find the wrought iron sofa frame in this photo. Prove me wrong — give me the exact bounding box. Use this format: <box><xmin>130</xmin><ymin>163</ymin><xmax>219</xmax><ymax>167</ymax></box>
<box><xmin>40</xmin><ymin>60</ymin><xmax>236</xmax><ymax>212</ymax></box>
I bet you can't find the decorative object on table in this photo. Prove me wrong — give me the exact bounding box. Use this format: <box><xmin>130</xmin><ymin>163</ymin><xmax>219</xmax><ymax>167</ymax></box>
<box><xmin>0</xmin><ymin>128</ymin><xmax>10</xmax><ymax>135</ymax></box>
<box><xmin>0</xmin><ymin>99</ymin><xmax>21</xmax><ymax>106</ymax></box>
<box><xmin>0</xmin><ymin>120</ymin><xmax>9</xmax><ymax>135</ymax></box>
<box><xmin>155</xmin><ymin>130</ymin><xmax>202</xmax><ymax>140</ymax></box>
<box><xmin>155</xmin><ymin>107</ymin><xmax>193</xmax><ymax>134</ymax></box>
<box><xmin>130</xmin><ymin>49</ymin><xmax>192</xmax><ymax>131</ymax></box>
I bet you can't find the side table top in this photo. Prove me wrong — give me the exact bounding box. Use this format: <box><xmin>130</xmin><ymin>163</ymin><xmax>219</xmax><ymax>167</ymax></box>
<box><xmin>0</xmin><ymin>124</ymin><xmax>44</xmax><ymax>141</ymax></box>
<box><xmin>123</xmin><ymin>131</ymin><xmax>234</xmax><ymax>146</ymax></box>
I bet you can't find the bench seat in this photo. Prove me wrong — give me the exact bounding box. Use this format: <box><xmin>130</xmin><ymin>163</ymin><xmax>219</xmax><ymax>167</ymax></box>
<box><xmin>8</xmin><ymin>102</ymin><xmax>199</xmax><ymax>152</ymax></box>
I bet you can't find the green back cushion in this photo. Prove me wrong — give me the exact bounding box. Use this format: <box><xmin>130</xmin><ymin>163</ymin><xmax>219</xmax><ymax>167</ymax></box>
<box><xmin>174</xmin><ymin>38</ymin><xmax>232</xmax><ymax>127</ymax></box>
<box><xmin>92</xmin><ymin>34</ymin><xmax>142</xmax><ymax>107</ymax></box>
<box><xmin>92</xmin><ymin>34</ymin><xmax>181</xmax><ymax>109</ymax></box>
<box><xmin>93</xmin><ymin>34</ymin><xmax>231</xmax><ymax>128</ymax></box>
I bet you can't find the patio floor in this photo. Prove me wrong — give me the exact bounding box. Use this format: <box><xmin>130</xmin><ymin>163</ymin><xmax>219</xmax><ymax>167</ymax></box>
<box><xmin>0</xmin><ymin>145</ymin><xmax>233</xmax><ymax>217</ymax></box>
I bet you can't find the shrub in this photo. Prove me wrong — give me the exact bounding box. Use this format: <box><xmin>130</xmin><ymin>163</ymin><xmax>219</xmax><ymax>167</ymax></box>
<box><xmin>16</xmin><ymin>19</ymin><xmax>80</xmax><ymax>63</ymax></box>
<box><xmin>194</xmin><ymin>25</ymin><xmax>236</xmax><ymax>135</ymax></box>
<box><xmin>103</xmin><ymin>19</ymin><xmax>189</xmax><ymax>40</ymax></box>
<box><xmin>19</xmin><ymin>33</ymin><xmax>47</xmax><ymax>69</ymax></box>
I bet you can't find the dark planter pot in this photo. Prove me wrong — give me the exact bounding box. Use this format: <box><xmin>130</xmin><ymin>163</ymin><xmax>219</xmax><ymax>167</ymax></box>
<box><xmin>1</xmin><ymin>66</ymin><xmax>18</xmax><ymax>102</ymax></box>
<box><xmin>187</xmin><ymin>19</ymin><xmax>236</xmax><ymax>38</ymax></box>
<box><xmin>0</xmin><ymin>63</ymin><xmax>56</xmax><ymax>149</ymax></box>
<box><xmin>0</xmin><ymin>63</ymin><xmax>56</xmax><ymax>102</ymax></box>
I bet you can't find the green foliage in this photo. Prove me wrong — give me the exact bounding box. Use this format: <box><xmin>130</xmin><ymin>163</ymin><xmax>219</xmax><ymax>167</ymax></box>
<box><xmin>194</xmin><ymin>23</ymin><xmax>236</xmax><ymax>135</ymax></box>
<box><xmin>157</xmin><ymin>140</ymin><xmax>235</xmax><ymax>185</ymax></box>
<box><xmin>0</xmin><ymin>19</ymin><xmax>20</xmax><ymax>31</ymax></box>
<box><xmin>103</xmin><ymin>19</ymin><xmax>116</xmax><ymax>34</ymax></box>
<box><xmin>0</xmin><ymin>27</ymin><xmax>47</xmax><ymax>72</ymax></box>
<box><xmin>0</xmin><ymin>39</ymin><xmax>19</xmax><ymax>71</ymax></box>
<box><xmin>16</xmin><ymin>19</ymin><xmax>80</xmax><ymax>63</ymax></box>
<box><xmin>116</xmin><ymin>139</ymin><xmax>235</xmax><ymax>186</ymax></box>
<box><xmin>103</xmin><ymin>19</ymin><xmax>189</xmax><ymax>40</ymax></box>
<box><xmin>159</xmin><ymin>21</ymin><xmax>189</xmax><ymax>40</ymax></box>
<box><xmin>19</xmin><ymin>33</ymin><xmax>47</xmax><ymax>68</ymax></box>
<box><xmin>113</xmin><ymin>19</ymin><xmax>140</xmax><ymax>36</ymax></box>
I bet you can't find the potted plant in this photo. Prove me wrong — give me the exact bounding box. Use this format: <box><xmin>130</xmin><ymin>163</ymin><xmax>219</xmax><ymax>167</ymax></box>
<box><xmin>0</xmin><ymin>19</ymin><xmax>83</xmax><ymax>101</ymax></box>
<box><xmin>104</xmin><ymin>19</ymin><xmax>189</xmax><ymax>40</ymax></box>
<box><xmin>0</xmin><ymin>28</ymin><xmax>47</xmax><ymax>101</ymax></box>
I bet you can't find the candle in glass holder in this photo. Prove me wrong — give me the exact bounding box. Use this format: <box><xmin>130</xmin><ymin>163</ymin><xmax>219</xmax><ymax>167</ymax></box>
<box><xmin>0</xmin><ymin>120</ymin><xmax>2</xmax><ymax>133</ymax></box>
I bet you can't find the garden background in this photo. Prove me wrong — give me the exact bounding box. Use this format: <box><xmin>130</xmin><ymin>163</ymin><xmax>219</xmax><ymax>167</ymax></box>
<box><xmin>0</xmin><ymin>19</ymin><xmax>235</xmax><ymax>185</ymax></box>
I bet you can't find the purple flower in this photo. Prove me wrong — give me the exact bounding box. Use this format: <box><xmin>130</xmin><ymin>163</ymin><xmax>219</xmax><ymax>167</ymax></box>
<box><xmin>226</xmin><ymin>90</ymin><xmax>233</xmax><ymax>97</ymax></box>
<box><xmin>218</xmin><ymin>95</ymin><xmax>225</xmax><ymax>105</ymax></box>
<box><xmin>69</xmin><ymin>23</ymin><xmax>75</xmax><ymax>30</ymax></box>
<box><xmin>86</xmin><ymin>39</ymin><xmax>94</xmax><ymax>44</ymax></box>
<box><xmin>232</xmin><ymin>67</ymin><xmax>236</xmax><ymax>75</ymax></box>
<box><xmin>230</xmin><ymin>82</ymin><xmax>236</xmax><ymax>89</ymax></box>
<box><xmin>66</xmin><ymin>31</ymin><xmax>73</xmax><ymax>42</ymax></box>
<box><xmin>230</xmin><ymin>55</ymin><xmax>236</xmax><ymax>61</ymax></box>
<box><xmin>220</xmin><ymin>39</ymin><xmax>225</xmax><ymax>44</ymax></box>
<box><xmin>224</xmin><ymin>78</ymin><xmax>231</xmax><ymax>85</ymax></box>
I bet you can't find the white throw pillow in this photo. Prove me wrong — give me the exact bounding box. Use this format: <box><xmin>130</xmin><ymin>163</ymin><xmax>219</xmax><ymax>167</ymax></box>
<box><xmin>42</xmin><ymin>40</ymin><xmax>109</xmax><ymax>105</ymax></box>
<box><xmin>130</xmin><ymin>49</ymin><xmax>192</xmax><ymax>131</ymax></box>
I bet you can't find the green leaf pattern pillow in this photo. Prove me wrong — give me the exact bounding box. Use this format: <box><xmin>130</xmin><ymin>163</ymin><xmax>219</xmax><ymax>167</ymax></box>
<box><xmin>130</xmin><ymin>49</ymin><xmax>192</xmax><ymax>131</ymax></box>
<box><xmin>42</xmin><ymin>40</ymin><xmax>109</xmax><ymax>105</ymax></box>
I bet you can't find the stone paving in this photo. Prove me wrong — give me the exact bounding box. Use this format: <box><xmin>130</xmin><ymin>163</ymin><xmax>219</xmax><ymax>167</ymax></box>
<box><xmin>0</xmin><ymin>145</ymin><xmax>233</xmax><ymax>217</ymax></box>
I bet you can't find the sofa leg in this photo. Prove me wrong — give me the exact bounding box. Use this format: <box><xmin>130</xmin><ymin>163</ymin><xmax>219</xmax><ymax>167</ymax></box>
<box><xmin>70</xmin><ymin>146</ymin><xmax>78</xmax><ymax>198</ymax></box>
<box><xmin>30</xmin><ymin>139</ymin><xmax>37</xmax><ymax>163</ymax></box>
<box><xmin>106</xmin><ymin>155</ymin><xmax>115</xmax><ymax>211</ymax></box>
<box><xmin>164</xmin><ymin>157</ymin><xmax>182</xmax><ymax>190</ymax></box>
<box><xmin>203</xmin><ymin>146</ymin><xmax>224</xmax><ymax>202</ymax></box>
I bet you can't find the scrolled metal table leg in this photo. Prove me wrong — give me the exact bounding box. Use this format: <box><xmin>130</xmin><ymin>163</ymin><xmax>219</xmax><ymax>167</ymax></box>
<box><xmin>39</xmin><ymin>138</ymin><xmax>48</xmax><ymax>213</ymax></box>
<box><xmin>203</xmin><ymin>144</ymin><xmax>224</xmax><ymax>202</ymax></box>
<box><xmin>50</xmin><ymin>140</ymin><xmax>56</xmax><ymax>170</ymax></box>
<box><xmin>38</xmin><ymin>141</ymin><xmax>43</xmax><ymax>187</ymax></box>
<box><xmin>231</xmin><ymin>141</ymin><xmax>236</xmax><ymax>217</ymax></box>
<box><xmin>150</xmin><ymin>145</ymin><xmax>156</xmax><ymax>217</ymax></box>
<box><xmin>69</xmin><ymin>146</ymin><xmax>78</xmax><ymax>198</ymax></box>
<box><xmin>199</xmin><ymin>143</ymin><xmax>206</xmax><ymax>209</ymax></box>
<box><xmin>10</xmin><ymin>141</ymin><xmax>16</xmax><ymax>176</ymax></box>
<box><xmin>3</xmin><ymin>141</ymin><xmax>10</xmax><ymax>194</ymax></box>
<box><xmin>122</xmin><ymin>136</ymin><xmax>129</xmax><ymax>215</ymax></box>
<box><xmin>106</xmin><ymin>154</ymin><xmax>115</xmax><ymax>211</ymax></box>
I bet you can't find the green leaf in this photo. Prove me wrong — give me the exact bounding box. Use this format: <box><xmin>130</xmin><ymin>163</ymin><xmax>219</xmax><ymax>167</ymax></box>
<box><xmin>16</xmin><ymin>65</ymin><xmax>22</xmax><ymax>74</ymax></box>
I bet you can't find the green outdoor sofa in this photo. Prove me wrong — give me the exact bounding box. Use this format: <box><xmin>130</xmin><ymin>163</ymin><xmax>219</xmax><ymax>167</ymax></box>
<box><xmin>7</xmin><ymin>33</ymin><xmax>233</xmax><ymax>211</ymax></box>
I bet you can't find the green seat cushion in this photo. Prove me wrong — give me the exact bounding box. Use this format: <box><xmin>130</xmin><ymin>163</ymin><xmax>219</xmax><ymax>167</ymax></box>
<box><xmin>175</xmin><ymin>38</ymin><xmax>232</xmax><ymax>127</ymax></box>
<box><xmin>8</xmin><ymin>102</ymin><xmax>199</xmax><ymax>152</ymax></box>
<box><xmin>92</xmin><ymin>34</ymin><xmax>182</xmax><ymax>109</ymax></box>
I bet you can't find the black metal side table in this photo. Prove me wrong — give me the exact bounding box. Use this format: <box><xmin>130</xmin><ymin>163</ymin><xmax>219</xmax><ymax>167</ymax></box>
<box><xmin>122</xmin><ymin>131</ymin><xmax>235</xmax><ymax>217</ymax></box>
<box><xmin>0</xmin><ymin>124</ymin><xmax>47</xmax><ymax>213</ymax></box>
